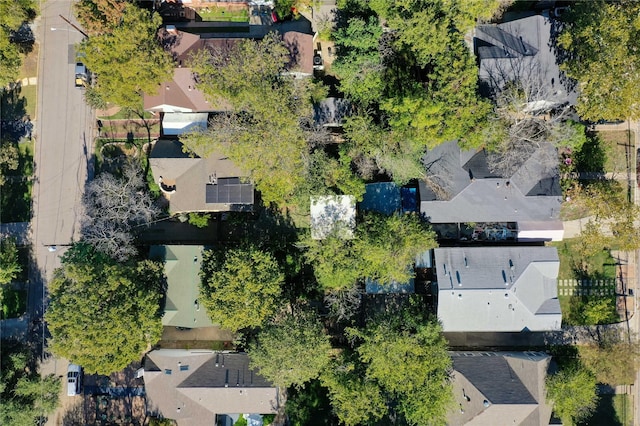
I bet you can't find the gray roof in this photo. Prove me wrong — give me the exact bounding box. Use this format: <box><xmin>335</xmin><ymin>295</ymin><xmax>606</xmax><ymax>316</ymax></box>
<box><xmin>149</xmin><ymin>245</ymin><xmax>212</xmax><ymax>328</ymax></box>
<box><xmin>144</xmin><ymin>350</ymin><xmax>278</xmax><ymax>426</ymax></box>
<box><xmin>475</xmin><ymin>14</ymin><xmax>577</xmax><ymax>105</ymax></box>
<box><xmin>420</xmin><ymin>141</ymin><xmax>562</xmax><ymax>224</ymax></box>
<box><xmin>435</xmin><ymin>247</ymin><xmax>561</xmax><ymax>332</ymax></box>
<box><xmin>149</xmin><ymin>139</ymin><xmax>254</xmax><ymax>214</ymax></box>
<box><xmin>448</xmin><ymin>351</ymin><xmax>553</xmax><ymax>426</ymax></box>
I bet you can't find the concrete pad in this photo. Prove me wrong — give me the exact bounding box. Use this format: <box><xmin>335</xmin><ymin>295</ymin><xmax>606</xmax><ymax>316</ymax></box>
<box><xmin>28</xmin><ymin>77</ymin><xmax>37</xmax><ymax>85</ymax></box>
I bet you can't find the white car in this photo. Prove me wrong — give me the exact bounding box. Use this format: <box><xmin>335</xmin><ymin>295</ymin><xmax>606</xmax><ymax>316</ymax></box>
<box><xmin>67</xmin><ymin>363</ymin><xmax>82</xmax><ymax>396</ymax></box>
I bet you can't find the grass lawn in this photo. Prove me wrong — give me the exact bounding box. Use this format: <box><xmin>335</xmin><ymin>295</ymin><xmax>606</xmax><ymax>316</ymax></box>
<box><xmin>551</xmin><ymin>239</ymin><xmax>619</xmax><ymax>325</ymax></box>
<box><xmin>597</xmin><ymin>130</ymin><xmax>635</xmax><ymax>174</ymax></box>
<box><xmin>197</xmin><ymin>6</ymin><xmax>250</xmax><ymax>22</ymax></box>
<box><xmin>97</xmin><ymin>108</ymin><xmax>154</xmax><ymax>120</ymax></box>
<box><xmin>551</xmin><ymin>239</ymin><xmax>617</xmax><ymax>280</ymax></box>
<box><xmin>19</xmin><ymin>84</ymin><xmax>37</xmax><ymax>119</ymax></box>
<box><xmin>581</xmin><ymin>394</ymin><xmax>633</xmax><ymax>426</ymax></box>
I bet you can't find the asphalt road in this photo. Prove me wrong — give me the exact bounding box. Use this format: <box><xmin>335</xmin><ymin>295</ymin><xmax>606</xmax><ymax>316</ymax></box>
<box><xmin>31</xmin><ymin>0</ymin><xmax>93</xmax><ymax>299</ymax></box>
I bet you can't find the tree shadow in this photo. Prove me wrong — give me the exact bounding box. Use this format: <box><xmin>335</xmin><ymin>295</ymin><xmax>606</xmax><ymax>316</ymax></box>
<box><xmin>574</xmin><ymin>131</ymin><xmax>606</xmax><ymax>175</ymax></box>
<box><xmin>1</xmin><ymin>83</ymin><xmax>30</xmax><ymax>142</ymax></box>
<box><xmin>1</xmin><ymin>141</ymin><xmax>33</xmax><ymax>223</ymax></box>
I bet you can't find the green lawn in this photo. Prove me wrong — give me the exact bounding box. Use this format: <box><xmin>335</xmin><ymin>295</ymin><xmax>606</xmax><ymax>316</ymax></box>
<box><xmin>197</xmin><ymin>6</ymin><xmax>250</xmax><ymax>22</ymax></box>
<box><xmin>597</xmin><ymin>130</ymin><xmax>635</xmax><ymax>174</ymax></box>
<box><xmin>551</xmin><ymin>239</ymin><xmax>617</xmax><ymax>281</ymax></box>
<box><xmin>19</xmin><ymin>84</ymin><xmax>37</xmax><ymax>119</ymax></box>
<box><xmin>551</xmin><ymin>239</ymin><xmax>619</xmax><ymax>325</ymax></box>
<box><xmin>97</xmin><ymin>108</ymin><xmax>154</xmax><ymax>120</ymax></box>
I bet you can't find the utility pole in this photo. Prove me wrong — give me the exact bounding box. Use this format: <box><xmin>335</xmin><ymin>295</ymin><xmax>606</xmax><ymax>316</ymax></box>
<box><xmin>58</xmin><ymin>14</ymin><xmax>88</xmax><ymax>38</ymax></box>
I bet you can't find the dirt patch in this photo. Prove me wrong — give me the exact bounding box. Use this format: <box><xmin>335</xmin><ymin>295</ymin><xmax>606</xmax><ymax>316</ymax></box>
<box><xmin>20</xmin><ymin>43</ymin><xmax>39</xmax><ymax>78</ymax></box>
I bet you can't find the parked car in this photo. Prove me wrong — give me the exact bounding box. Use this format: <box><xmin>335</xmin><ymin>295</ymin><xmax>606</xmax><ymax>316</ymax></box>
<box><xmin>67</xmin><ymin>363</ymin><xmax>82</xmax><ymax>396</ymax></box>
<box><xmin>74</xmin><ymin>62</ymin><xmax>88</xmax><ymax>88</ymax></box>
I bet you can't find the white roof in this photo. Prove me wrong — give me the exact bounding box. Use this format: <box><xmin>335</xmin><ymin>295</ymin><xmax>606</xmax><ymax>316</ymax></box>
<box><xmin>162</xmin><ymin>112</ymin><xmax>209</xmax><ymax>136</ymax></box>
<box><xmin>310</xmin><ymin>195</ymin><xmax>356</xmax><ymax>240</ymax></box>
<box><xmin>435</xmin><ymin>247</ymin><xmax>562</xmax><ymax>332</ymax></box>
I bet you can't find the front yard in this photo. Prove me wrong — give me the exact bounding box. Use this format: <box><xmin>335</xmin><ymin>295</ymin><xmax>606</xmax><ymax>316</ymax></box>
<box><xmin>551</xmin><ymin>239</ymin><xmax>619</xmax><ymax>326</ymax></box>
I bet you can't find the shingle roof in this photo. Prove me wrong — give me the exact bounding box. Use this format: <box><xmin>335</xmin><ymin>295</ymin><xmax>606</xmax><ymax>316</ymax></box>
<box><xmin>144</xmin><ymin>350</ymin><xmax>278</xmax><ymax>426</ymax></box>
<box><xmin>149</xmin><ymin>245</ymin><xmax>212</xmax><ymax>328</ymax></box>
<box><xmin>420</xmin><ymin>141</ymin><xmax>562</xmax><ymax>224</ymax></box>
<box><xmin>475</xmin><ymin>14</ymin><xmax>577</xmax><ymax>105</ymax></box>
<box><xmin>149</xmin><ymin>139</ymin><xmax>254</xmax><ymax>214</ymax></box>
<box><xmin>448</xmin><ymin>351</ymin><xmax>553</xmax><ymax>426</ymax></box>
<box><xmin>435</xmin><ymin>247</ymin><xmax>561</xmax><ymax>332</ymax></box>
<box><xmin>144</xmin><ymin>68</ymin><xmax>225</xmax><ymax>113</ymax></box>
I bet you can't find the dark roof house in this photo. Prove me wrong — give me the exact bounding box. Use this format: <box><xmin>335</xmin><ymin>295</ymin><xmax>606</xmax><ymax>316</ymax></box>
<box><xmin>420</xmin><ymin>140</ymin><xmax>564</xmax><ymax>241</ymax></box>
<box><xmin>448</xmin><ymin>351</ymin><xmax>553</xmax><ymax>426</ymax></box>
<box><xmin>475</xmin><ymin>14</ymin><xmax>576</xmax><ymax>107</ymax></box>
<box><xmin>435</xmin><ymin>247</ymin><xmax>561</xmax><ymax>332</ymax></box>
<box><xmin>149</xmin><ymin>139</ymin><xmax>254</xmax><ymax>214</ymax></box>
<box><xmin>144</xmin><ymin>350</ymin><xmax>278</xmax><ymax>426</ymax></box>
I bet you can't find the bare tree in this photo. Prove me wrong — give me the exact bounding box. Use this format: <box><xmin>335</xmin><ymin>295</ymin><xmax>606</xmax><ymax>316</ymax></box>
<box><xmin>324</xmin><ymin>285</ymin><xmax>362</xmax><ymax>322</ymax></box>
<box><xmin>81</xmin><ymin>161</ymin><xmax>160</xmax><ymax>261</ymax></box>
<box><xmin>483</xmin><ymin>56</ymin><xmax>581</xmax><ymax>177</ymax></box>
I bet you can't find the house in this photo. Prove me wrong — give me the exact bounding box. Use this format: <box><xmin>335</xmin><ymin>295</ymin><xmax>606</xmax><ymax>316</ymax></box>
<box><xmin>282</xmin><ymin>31</ymin><xmax>314</xmax><ymax>77</ymax></box>
<box><xmin>310</xmin><ymin>195</ymin><xmax>356</xmax><ymax>240</ymax></box>
<box><xmin>434</xmin><ymin>246</ymin><xmax>561</xmax><ymax>332</ymax></box>
<box><xmin>420</xmin><ymin>140</ymin><xmax>564</xmax><ymax>241</ymax></box>
<box><xmin>143</xmin><ymin>350</ymin><xmax>279</xmax><ymax>426</ymax></box>
<box><xmin>149</xmin><ymin>245</ymin><xmax>212</xmax><ymax>329</ymax></box>
<box><xmin>149</xmin><ymin>139</ymin><xmax>254</xmax><ymax>214</ymax></box>
<box><xmin>448</xmin><ymin>351</ymin><xmax>553</xmax><ymax>426</ymax></box>
<box><xmin>474</xmin><ymin>14</ymin><xmax>576</xmax><ymax>107</ymax></box>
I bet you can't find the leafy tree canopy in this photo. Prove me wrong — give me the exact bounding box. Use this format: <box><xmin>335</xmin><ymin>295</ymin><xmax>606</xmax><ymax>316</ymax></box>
<box><xmin>74</xmin><ymin>0</ymin><xmax>128</xmax><ymax>36</ymax></box>
<box><xmin>320</xmin><ymin>355</ymin><xmax>387</xmax><ymax>426</ymax></box>
<box><xmin>305</xmin><ymin>212</ymin><xmax>437</xmax><ymax>290</ymax></box>
<box><xmin>558</xmin><ymin>0</ymin><xmax>640</xmax><ymax>120</ymax></box>
<box><xmin>184</xmin><ymin>34</ymin><xmax>323</xmax><ymax>206</ymax></box>
<box><xmin>199</xmin><ymin>246</ymin><xmax>284</xmax><ymax>332</ymax></box>
<box><xmin>546</xmin><ymin>366</ymin><xmax>598</xmax><ymax>426</ymax></box>
<box><xmin>77</xmin><ymin>4</ymin><xmax>172</xmax><ymax>109</ymax></box>
<box><xmin>345</xmin><ymin>304</ymin><xmax>453</xmax><ymax>425</ymax></box>
<box><xmin>248</xmin><ymin>310</ymin><xmax>332</xmax><ymax>388</ymax></box>
<box><xmin>45</xmin><ymin>243</ymin><xmax>164</xmax><ymax>375</ymax></box>
<box><xmin>0</xmin><ymin>342</ymin><xmax>60</xmax><ymax>426</ymax></box>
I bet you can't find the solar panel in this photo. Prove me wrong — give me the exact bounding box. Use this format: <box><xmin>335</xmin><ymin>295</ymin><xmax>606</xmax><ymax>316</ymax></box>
<box><xmin>205</xmin><ymin>177</ymin><xmax>254</xmax><ymax>204</ymax></box>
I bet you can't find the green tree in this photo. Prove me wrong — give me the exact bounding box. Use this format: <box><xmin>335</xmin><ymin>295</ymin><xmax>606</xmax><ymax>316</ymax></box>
<box><xmin>45</xmin><ymin>243</ymin><xmax>164</xmax><ymax>375</ymax></box>
<box><xmin>320</xmin><ymin>356</ymin><xmax>387</xmax><ymax>426</ymax></box>
<box><xmin>558</xmin><ymin>0</ymin><xmax>640</xmax><ymax>121</ymax></box>
<box><xmin>77</xmin><ymin>4</ymin><xmax>172</xmax><ymax>109</ymax></box>
<box><xmin>578</xmin><ymin>330</ymin><xmax>639</xmax><ymax>386</ymax></box>
<box><xmin>0</xmin><ymin>343</ymin><xmax>60</xmax><ymax>426</ymax></box>
<box><xmin>200</xmin><ymin>246</ymin><xmax>284</xmax><ymax>332</ymax></box>
<box><xmin>305</xmin><ymin>212</ymin><xmax>437</xmax><ymax>290</ymax></box>
<box><xmin>248</xmin><ymin>310</ymin><xmax>331</xmax><ymax>388</ymax></box>
<box><xmin>355</xmin><ymin>212</ymin><xmax>437</xmax><ymax>284</ymax></box>
<box><xmin>187</xmin><ymin>213</ymin><xmax>210</xmax><ymax>228</ymax></box>
<box><xmin>346</xmin><ymin>306</ymin><xmax>453</xmax><ymax>425</ymax></box>
<box><xmin>184</xmin><ymin>34</ymin><xmax>316</xmax><ymax>206</ymax></box>
<box><xmin>0</xmin><ymin>0</ymin><xmax>37</xmax><ymax>86</ymax></box>
<box><xmin>74</xmin><ymin>0</ymin><xmax>128</xmax><ymax>36</ymax></box>
<box><xmin>0</xmin><ymin>140</ymin><xmax>19</xmax><ymax>185</ymax></box>
<box><xmin>546</xmin><ymin>367</ymin><xmax>598</xmax><ymax>426</ymax></box>
<box><xmin>0</xmin><ymin>237</ymin><xmax>21</xmax><ymax>286</ymax></box>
